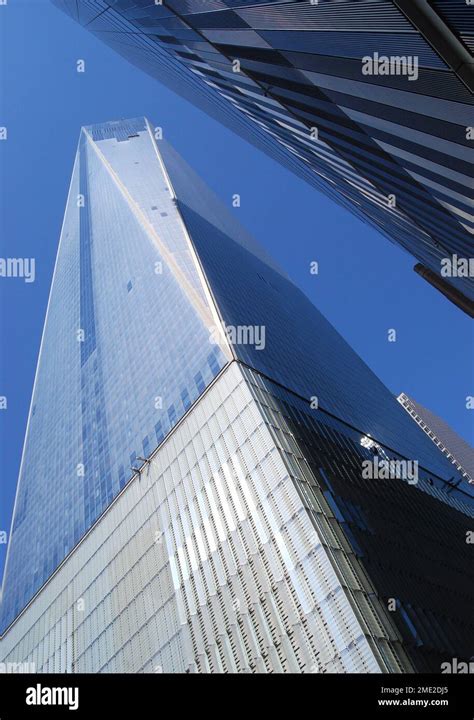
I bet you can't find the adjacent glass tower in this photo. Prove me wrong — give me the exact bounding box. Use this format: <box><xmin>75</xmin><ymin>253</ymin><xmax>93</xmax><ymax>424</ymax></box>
<box><xmin>51</xmin><ymin>0</ymin><xmax>474</xmax><ymax>313</ymax></box>
<box><xmin>398</xmin><ymin>392</ymin><xmax>474</xmax><ymax>484</ymax></box>
<box><xmin>1</xmin><ymin>119</ymin><xmax>473</xmax><ymax>674</ymax></box>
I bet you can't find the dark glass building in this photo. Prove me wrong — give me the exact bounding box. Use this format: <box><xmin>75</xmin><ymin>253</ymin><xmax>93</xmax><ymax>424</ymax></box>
<box><xmin>0</xmin><ymin>119</ymin><xmax>473</xmax><ymax>673</ymax></box>
<box><xmin>52</xmin><ymin>0</ymin><xmax>474</xmax><ymax>314</ymax></box>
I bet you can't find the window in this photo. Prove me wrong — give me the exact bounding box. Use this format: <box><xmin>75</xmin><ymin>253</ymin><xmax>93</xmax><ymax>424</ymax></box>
<box><xmin>194</xmin><ymin>372</ymin><xmax>205</xmax><ymax>394</ymax></box>
<box><xmin>168</xmin><ymin>405</ymin><xmax>177</xmax><ymax>426</ymax></box>
<box><xmin>181</xmin><ymin>388</ymin><xmax>191</xmax><ymax>411</ymax></box>
<box><xmin>155</xmin><ymin>422</ymin><xmax>164</xmax><ymax>444</ymax></box>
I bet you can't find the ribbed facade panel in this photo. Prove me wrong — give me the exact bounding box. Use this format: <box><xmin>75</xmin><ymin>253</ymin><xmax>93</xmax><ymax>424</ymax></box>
<box><xmin>0</xmin><ymin>364</ymin><xmax>404</xmax><ymax>673</ymax></box>
<box><xmin>2</xmin><ymin>363</ymin><xmax>473</xmax><ymax>672</ymax></box>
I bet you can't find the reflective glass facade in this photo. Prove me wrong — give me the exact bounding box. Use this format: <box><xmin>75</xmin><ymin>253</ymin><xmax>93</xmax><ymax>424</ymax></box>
<box><xmin>159</xmin><ymin>138</ymin><xmax>473</xmax><ymax>486</ymax></box>
<box><xmin>0</xmin><ymin>118</ymin><xmax>230</xmax><ymax>633</ymax></box>
<box><xmin>1</xmin><ymin>118</ymin><xmax>473</xmax><ymax>673</ymax></box>
<box><xmin>52</xmin><ymin>0</ymin><xmax>474</xmax><ymax>308</ymax></box>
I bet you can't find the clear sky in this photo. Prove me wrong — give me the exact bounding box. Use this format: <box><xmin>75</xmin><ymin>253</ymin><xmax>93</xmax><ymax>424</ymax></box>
<box><xmin>0</xmin><ymin>0</ymin><xmax>472</xmax><ymax>579</ymax></box>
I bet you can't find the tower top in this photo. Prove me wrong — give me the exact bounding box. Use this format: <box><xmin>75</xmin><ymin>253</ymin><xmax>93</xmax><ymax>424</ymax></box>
<box><xmin>81</xmin><ymin>117</ymin><xmax>149</xmax><ymax>142</ymax></box>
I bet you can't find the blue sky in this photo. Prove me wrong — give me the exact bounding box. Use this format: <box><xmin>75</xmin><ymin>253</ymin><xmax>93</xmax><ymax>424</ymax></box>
<box><xmin>0</xmin><ymin>0</ymin><xmax>472</xmax><ymax>579</ymax></box>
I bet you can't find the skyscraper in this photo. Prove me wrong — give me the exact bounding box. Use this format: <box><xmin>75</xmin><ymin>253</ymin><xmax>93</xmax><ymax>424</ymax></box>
<box><xmin>1</xmin><ymin>119</ymin><xmax>473</xmax><ymax>674</ymax></box>
<box><xmin>51</xmin><ymin>0</ymin><xmax>474</xmax><ymax>314</ymax></box>
<box><xmin>398</xmin><ymin>392</ymin><xmax>474</xmax><ymax>484</ymax></box>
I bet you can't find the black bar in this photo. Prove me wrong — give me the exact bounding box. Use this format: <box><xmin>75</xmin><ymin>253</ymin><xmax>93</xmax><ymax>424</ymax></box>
<box><xmin>0</xmin><ymin>672</ymin><xmax>472</xmax><ymax>718</ymax></box>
